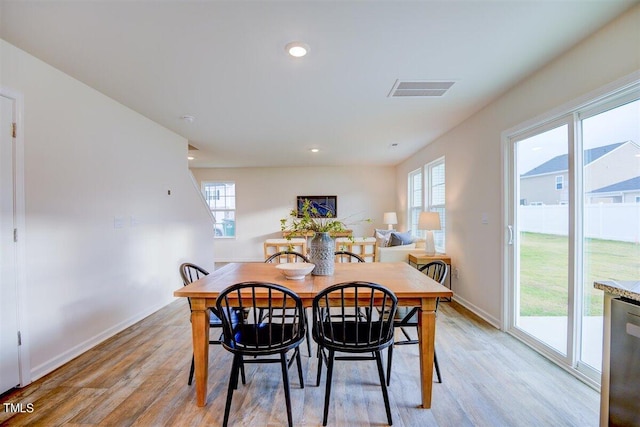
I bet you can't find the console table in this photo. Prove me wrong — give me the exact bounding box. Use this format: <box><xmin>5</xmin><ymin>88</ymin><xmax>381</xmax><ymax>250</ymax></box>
<box><xmin>263</xmin><ymin>238</ymin><xmax>307</xmax><ymax>260</ymax></box>
<box><xmin>408</xmin><ymin>252</ymin><xmax>452</xmax><ymax>301</ymax></box>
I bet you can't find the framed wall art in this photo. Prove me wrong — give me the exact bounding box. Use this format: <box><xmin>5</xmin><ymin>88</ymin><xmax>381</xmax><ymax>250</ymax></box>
<box><xmin>296</xmin><ymin>195</ymin><xmax>337</xmax><ymax>218</ymax></box>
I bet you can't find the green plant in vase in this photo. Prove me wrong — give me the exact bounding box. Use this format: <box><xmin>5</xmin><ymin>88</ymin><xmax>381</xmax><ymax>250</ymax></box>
<box><xmin>280</xmin><ymin>199</ymin><xmax>370</xmax><ymax>275</ymax></box>
<box><xmin>280</xmin><ymin>198</ymin><xmax>346</xmax><ymax>236</ymax></box>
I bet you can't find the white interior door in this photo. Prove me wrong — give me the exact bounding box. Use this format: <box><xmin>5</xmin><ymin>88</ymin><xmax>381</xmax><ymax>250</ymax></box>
<box><xmin>0</xmin><ymin>94</ymin><xmax>20</xmax><ymax>394</ymax></box>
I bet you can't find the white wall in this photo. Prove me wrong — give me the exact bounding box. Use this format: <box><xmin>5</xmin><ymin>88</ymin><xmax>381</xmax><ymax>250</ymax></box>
<box><xmin>191</xmin><ymin>166</ymin><xmax>396</xmax><ymax>262</ymax></box>
<box><xmin>395</xmin><ymin>5</ymin><xmax>640</xmax><ymax>327</ymax></box>
<box><xmin>1</xmin><ymin>39</ymin><xmax>215</xmax><ymax>381</ymax></box>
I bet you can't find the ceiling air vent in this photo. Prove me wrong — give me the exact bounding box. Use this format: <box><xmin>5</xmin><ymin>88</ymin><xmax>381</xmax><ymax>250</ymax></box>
<box><xmin>388</xmin><ymin>80</ymin><xmax>455</xmax><ymax>98</ymax></box>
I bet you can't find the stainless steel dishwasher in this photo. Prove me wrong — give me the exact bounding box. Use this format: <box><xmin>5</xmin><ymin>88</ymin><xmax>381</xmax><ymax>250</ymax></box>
<box><xmin>609</xmin><ymin>297</ymin><xmax>640</xmax><ymax>427</ymax></box>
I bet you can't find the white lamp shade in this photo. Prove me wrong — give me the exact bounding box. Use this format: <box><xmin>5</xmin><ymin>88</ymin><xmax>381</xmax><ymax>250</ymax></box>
<box><xmin>383</xmin><ymin>212</ymin><xmax>398</xmax><ymax>225</ymax></box>
<box><xmin>418</xmin><ymin>211</ymin><xmax>441</xmax><ymax>231</ymax></box>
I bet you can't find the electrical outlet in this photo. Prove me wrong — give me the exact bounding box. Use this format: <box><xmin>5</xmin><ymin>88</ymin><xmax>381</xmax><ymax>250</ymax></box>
<box><xmin>454</xmin><ymin>267</ymin><xmax>460</xmax><ymax>279</ymax></box>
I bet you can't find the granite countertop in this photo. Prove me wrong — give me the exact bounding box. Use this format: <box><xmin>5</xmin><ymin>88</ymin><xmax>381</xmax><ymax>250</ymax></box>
<box><xmin>594</xmin><ymin>280</ymin><xmax>640</xmax><ymax>302</ymax></box>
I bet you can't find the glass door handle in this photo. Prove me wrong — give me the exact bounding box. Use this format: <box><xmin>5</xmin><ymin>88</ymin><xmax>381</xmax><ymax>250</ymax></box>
<box><xmin>508</xmin><ymin>225</ymin><xmax>514</xmax><ymax>245</ymax></box>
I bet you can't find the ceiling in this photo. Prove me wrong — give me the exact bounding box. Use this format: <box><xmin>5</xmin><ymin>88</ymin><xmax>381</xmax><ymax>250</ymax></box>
<box><xmin>0</xmin><ymin>1</ymin><xmax>636</xmax><ymax>168</ymax></box>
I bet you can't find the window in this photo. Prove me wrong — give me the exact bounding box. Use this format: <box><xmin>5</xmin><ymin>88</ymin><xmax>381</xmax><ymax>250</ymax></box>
<box><xmin>555</xmin><ymin>175</ymin><xmax>564</xmax><ymax>190</ymax></box>
<box><xmin>407</xmin><ymin>157</ymin><xmax>447</xmax><ymax>253</ymax></box>
<box><xmin>202</xmin><ymin>182</ymin><xmax>236</xmax><ymax>238</ymax></box>
<box><xmin>426</xmin><ymin>157</ymin><xmax>446</xmax><ymax>252</ymax></box>
<box><xmin>408</xmin><ymin>169</ymin><xmax>422</xmax><ymax>236</ymax></box>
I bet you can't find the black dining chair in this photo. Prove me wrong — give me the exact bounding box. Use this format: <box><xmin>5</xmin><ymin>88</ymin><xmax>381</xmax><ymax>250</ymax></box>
<box><xmin>216</xmin><ymin>282</ymin><xmax>307</xmax><ymax>427</ymax></box>
<box><xmin>312</xmin><ymin>281</ymin><xmax>397</xmax><ymax>426</ymax></box>
<box><xmin>330</xmin><ymin>251</ymin><xmax>368</xmax><ymax>325</ymax></box>
<box><xmin>265</xmin><ymin>251</ymin><xmax>312</xmax><ymax>356</ymax></box>
<box><xmin>180</xmin><ymin>262</ymin><xmax>248</xmax><ymax>386</ymax></box>
<box><xmin>265</xmin><ymin>250</ymin><xmax>310</xmax><ymax>263</ymax></box>
<box><xmin>385</xmin><ymin>260</ymin><xmax>448</xmax><ymax>385</ymax></box>
<box><xmin>334</xmin><ymin>250</ymin><xmax>365</xmax><ymax>263</ymax></box>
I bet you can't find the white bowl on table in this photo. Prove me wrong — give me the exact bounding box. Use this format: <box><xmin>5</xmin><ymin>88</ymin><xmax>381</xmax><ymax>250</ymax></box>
<box><xmin>275</xmin><ymin>263</ymin><xmax>315</xmax><ymax>280</ymax></box>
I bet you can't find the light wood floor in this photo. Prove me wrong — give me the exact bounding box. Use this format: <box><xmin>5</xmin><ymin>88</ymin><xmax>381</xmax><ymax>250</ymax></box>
<box><xmin>1</xmin><ymin>299</ymin><xmax>600</xmax><ymax>426</ymax></box>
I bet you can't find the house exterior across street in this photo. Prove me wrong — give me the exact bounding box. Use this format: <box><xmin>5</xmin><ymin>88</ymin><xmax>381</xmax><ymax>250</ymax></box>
<box><xmin>520</xmin><ymin>140</ymin><xmax>640</xmax><ymax>205</ymax></box>
<box><xmin>587</xmin><ymin>175</ymin><xmax>640</xmax><ymax>203</ymax></box>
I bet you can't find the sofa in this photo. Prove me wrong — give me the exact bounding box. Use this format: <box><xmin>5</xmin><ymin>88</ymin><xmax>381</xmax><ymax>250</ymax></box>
<box><xmin>376</xmin><ymin>239</ymin><xmax>425</xmax><ymax>262</ymax></box>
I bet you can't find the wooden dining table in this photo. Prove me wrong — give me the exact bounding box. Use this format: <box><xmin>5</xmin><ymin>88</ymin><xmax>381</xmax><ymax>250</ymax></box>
<box><xmin>173</xmin><ymin>261</ymin><xmax>453</xmax><ymax>409</ymax></box>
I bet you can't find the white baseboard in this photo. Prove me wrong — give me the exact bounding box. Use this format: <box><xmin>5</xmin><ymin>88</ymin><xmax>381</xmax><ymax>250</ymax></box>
<box><xmin>451</xmin><ymin>294</ymin><xmax>502</xmax><ymax>330</ymax></box>
<box><xmin>29</xmin><ymin>301</ymin><xmax>169</xmax><ymax>382</ymax></box>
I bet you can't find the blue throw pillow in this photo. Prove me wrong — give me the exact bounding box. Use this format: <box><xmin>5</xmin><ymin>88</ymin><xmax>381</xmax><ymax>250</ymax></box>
<box><xmin>388</xmin><ymin>230</ymin><xmax>414</xmax><ymax>247</ymax></box>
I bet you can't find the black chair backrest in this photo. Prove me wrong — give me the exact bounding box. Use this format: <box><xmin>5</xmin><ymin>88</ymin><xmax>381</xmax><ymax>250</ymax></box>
<box><xmin>418</xmin><ymin>260</ymin><xmax>448</xmax><ymax>285</ymax></box>
<box><xmin>180</xmin><ymin>263</ymin><xmax>209</xmax><ymax>310</ymax></box>
<box><xmin>180</xmin><ymin>262</ymin><xmax>209</xmax><ymax>286</ymax></box>
<box><xmin>216</xmin><ymin>282</ymin><xmax>306</xmax><ymax>355</ymax></box>
<box><xmin>265</xmin><ymin>251</ymin><xmax>310</xmax><ymax>264</ymax></box>
<box><xmin>334</xmin><ymin>250</ymin><xmax>365</xmax><ymax>263</ymax></box>
<box><xmin>312</xmin><ymin>282</ymin><xmax>397</xmax><ymax>352</ymax></box>
<box><xmin>418</xmin><ymin>260</ymin><xmax>448</xmax><ymax>312</ymax></box>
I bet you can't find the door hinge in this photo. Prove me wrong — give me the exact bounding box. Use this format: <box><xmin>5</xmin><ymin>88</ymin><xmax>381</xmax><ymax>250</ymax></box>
<box><xmin>14</xmin><ymin>228</ymin><xmax>18</xmax><ymax>242</ymax></box>
<box><xmin>12</xmin><ymin>122</ymin><xmax>17</xmax><ymax>138</ymax></box>
<box><xmin>18</xmin><ymin>331</ymin><xmax>22</xmax><ymax>346</ymax></box>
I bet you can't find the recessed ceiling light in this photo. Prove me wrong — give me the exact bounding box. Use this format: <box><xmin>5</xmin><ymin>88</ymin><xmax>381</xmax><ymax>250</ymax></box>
<box><xmin>310</xmin><ymin>148</ymin><xmax>319</xmax><ymax>153</ymax></box>
<box><xmin>285</xmin><ymin>41</ymin><xmax>310</xmax><ymax>58</ymax></box>
<box><xmin>187</xmin><ymin>156</ymin><xmax>195</xmax><ymax>160</ymax></box>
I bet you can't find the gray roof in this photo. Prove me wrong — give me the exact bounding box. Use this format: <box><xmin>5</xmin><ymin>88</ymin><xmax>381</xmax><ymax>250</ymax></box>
<box><xmin>521</xmin><ymin>142</ymin><xmax>625</xmax><ymax>177</ymax></box>
<box><xmin>590</xmin><ymin>176</ymin><xmax>640</xmax><ymax>194</ymax></box>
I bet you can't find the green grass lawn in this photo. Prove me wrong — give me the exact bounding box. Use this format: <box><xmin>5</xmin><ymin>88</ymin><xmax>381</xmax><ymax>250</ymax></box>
<box><xmin>519</xmin><ymin>232</ymin><xmax>640</xmax><ymax>316</ymax></box>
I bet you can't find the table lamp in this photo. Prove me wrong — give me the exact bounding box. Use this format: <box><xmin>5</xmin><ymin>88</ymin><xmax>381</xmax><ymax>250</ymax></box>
<box><xmin>418</xmin><ymin>211</ymin><xmax>441</xmax><ymax>256</ymax></box>
<box><xmin>383</xmin><ymin>212</ymin><xmax>398</xmax><ymax>230</ymax></box>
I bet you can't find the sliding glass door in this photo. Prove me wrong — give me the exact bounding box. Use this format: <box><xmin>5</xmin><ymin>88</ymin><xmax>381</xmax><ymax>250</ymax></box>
<box><xmin>506</xmin><ymin>86</ymin><xmax>640</xmax><ymax>385</ymax></box>
<box><xmin>578</xmin><ymin>97</ymin><xmax>640</xmax><ymax>377</ymax></box>
<box><xmin>514</xmin><ymin>122</ymin><xmax>571</xmax><ymax>357</ymax></box>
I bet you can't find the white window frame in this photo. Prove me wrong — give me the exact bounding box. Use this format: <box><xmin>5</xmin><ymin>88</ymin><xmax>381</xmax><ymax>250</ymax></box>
<box><xmin>407</xmin><ymin>159</ymin><xmax>447</xmax><ymax>253</ymax></box>
<box><xmin>426</xmin><ymin>157</ymin><xmax>446</xmax><ymax>253</ymax></box>
<box><xmin>202</xmin><ymin>181</ymin><xmax>236</xmax><ymax>238</ymax></box>
<box><xmin>407</xmin><ymin>168</ymin><xmax>422</xmax><ymax>236</ymax></box>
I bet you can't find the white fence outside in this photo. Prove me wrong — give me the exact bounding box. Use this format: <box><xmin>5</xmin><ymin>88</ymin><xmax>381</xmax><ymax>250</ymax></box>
<box><xmin>519</xmin><ymin>203</ymin><xmax>640</xmax><ymax>243</ymax></box>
